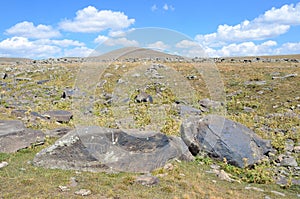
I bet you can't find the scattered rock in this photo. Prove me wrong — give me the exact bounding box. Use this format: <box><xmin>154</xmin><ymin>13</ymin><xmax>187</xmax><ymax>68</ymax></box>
<box><xmin>198</xmin><ymin>98</ymin><xmax>223</xmax><ymax>112</ymax></box>
<box><xmin>270</xmin><ymin>190</ymin><xmax>285</xmax><ymax>197</ymax></box>
<box><xmin>0</xmin><ymin>120</ymin><xmax>45</xmax><ymax>153</ymax></box>
<box><xmin>215</xmin><ymin>169</ymin><xmax>237</xmax><ymax>182</ymax></box>
<box><xmin>163</xmin><ymin>163</ymin><xmax>174</xmax><ymax>171</ymax></box>
<box><xmin>135</xmin><ymin>174</ymin><xmax>159</xmax><ymax>186</ymax></box>
<box><xmin>36</xmin><ymin>79</ymin><xmax>50</xmax><ymax>84</ymax></box>
<box><xmin>186</xmin><ymin>75</ymin><xmax>197</xmax><ymax>80</ymax></box>
<box><xmin>69</xmin><ymin>177</ymin><xmax>78</xmax><ymax>187</ymax></box>
<box><xmin>0</xmin><ymin>161</ymin><xmax>8</xmax><ymax>169</ymax></box>
<box><xmin>15</xmin><ymin>77</ymin><xmax>32</xmax><ymax>81</ymax></box>
<box><xmin>181</xmin><ymin>115</ymin><xmax>272</xmax><ymax>168</ymax></box>
<box><xmin>74</xmin><ymin>189</ymin><xmax>91</xmax><ymax>196</ymax></box>
<box><xmin>1</xmin><ymin>73</ymin><xmax>7</xmax><ymax>79</ymax></box>
<box><xmin>272</xmin><ymin>73</ymin><xmax>297</xmax><ymax>80</ymax></box>
<box><xmin>245</xmin><ymin>186</ymin><xmax>264</xmax><ymax>192</ymax></box>
<box><xmin>280</xmin><ymin>156</ymin><xmax>298</xmax><ymax>167</ymax></box>
<box><xmin>176</xmin><ymin>105</ymin><xmax>202</xmax><ymax>118</ymax></box>
<box><xmin>33</xmin><ymin>127</ymin><xmax>189</xmax><ymax>173</ymax></box>
<box><xmin>294</xmin><ymin>146</ymin><xmax>300</xmax><ymax>153</ymax></box>
<box><xmin>244</xmin><ymin>80</ymin><xmax>266</xmax><ymax>86</ymax></box>
<box><xmin>58</xmin><ymin>185</ymin><xmax>70</xmax><ymax>192</ymax></box>
<box><xmin>134</xmin><ymin>91</ymin><xmax>153</xmax><ymax>103</ymax></box>
<box><xmin>285</xmin><ymin>139</ymin><xmax>294</xmax><ymax>152</ymax></box>
<box><xmin>44</xmin><ymin>127</ymin><xmax>73</xmax><ymax>138</ymax></box>
<box><xmin>11</xmin><ymin>109</ymin><xmax>45</xmax><ymax>120</ymax></box>
<box><xmin>43</xmin><ymin>110</ymin><xmax>73</xmax><ymax>123</ymax></box>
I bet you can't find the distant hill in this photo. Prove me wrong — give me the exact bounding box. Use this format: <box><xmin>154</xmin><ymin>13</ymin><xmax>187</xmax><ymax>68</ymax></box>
<box><xmin>87</xmin><ymin>47</ymin><xmax>181</xmax><ymax>61</ymax></box>
<box><xmin>0</xmin><ymin>57</ymin><xmax>32</xmax><ymax>64</ymax></box>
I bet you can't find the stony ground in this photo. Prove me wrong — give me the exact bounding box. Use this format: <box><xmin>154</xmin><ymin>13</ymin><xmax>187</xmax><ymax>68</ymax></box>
<box><xmin>0</xmin><ymin>55</ymin><xmax>299</xmax><ymax>198</ymax></box>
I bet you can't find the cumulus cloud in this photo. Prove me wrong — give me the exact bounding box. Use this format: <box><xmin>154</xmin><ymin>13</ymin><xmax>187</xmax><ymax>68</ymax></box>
<box><xmin>151</xmin><ymin>4</ymin><xmax>158</xmax><ymax>11</ymax></box>
<box><xmin>36</xmin><ymin>39</ymin><xmax>85</xmax><ymax>47</ymax></box>
<box><xmin>147</xmin><ymin>41</ymin><xmax>169</xmax><ymax>51</ymax></box>
<box><xmin>195</xmin><ymin>3</ymin><xmax>300</xmax><ymax>47</ymax></box>
<box><xmin>94</xmin><ymin>35</ymin><xmax>109</xmax><ymax>44</ymax></box>
<box><xmin>59</xmin><ymin>6</ymin><xmax>135</xmax><ymax>33</ymax></box>
<box><xmin>63</xmin><ymin>46</ymin><xmax>94</xmax><ymax>57</ymax></box>
<box><xmin>0</xmin><ymin>37</ymin><xmax>61</xmax><ymax>58</ymax></box>
<box><xmin>5</xmin><ymin>21</ymin><xmax>61</xmax><ymax>39</ymax></box>
<box><xmin>175</xmin><ymin>40</ymin><xmax>200</xmax><ymax>48</ymax></box>
<box><xmin>163</xmin><ymin>4</ymin><xmax>175</xmax><ymax>11</ymax></box>
<box><xmin>103</xmin><ymin>37</ymin><xmax>139</xmax><ymax>47</ymax></box>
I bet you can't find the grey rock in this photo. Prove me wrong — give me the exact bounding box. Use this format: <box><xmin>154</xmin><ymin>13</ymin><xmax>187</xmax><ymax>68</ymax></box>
<box><xmin>44</xmin><ymin>127</ymin><xmax>73</xmax><ymax>138</ymax></box>
<box><xmin>0</xmin><ymin>161</ymin><xmax>8</xmax><ymax>169</ymax></box>
<box><xmin>11</xmin><ymin>109</ymin><xmax>45</xmax><ymax>120</ymax></box>
<box><xmin>244</xmin><ymin>80</ymin><xmax>266</xmax><ymax>86</ymax></box>
<box><xmin>285</xmin><ymin>139</ymin><xmax>294</xmax><ymax>152</ymax></box>
<box><xmin>33</xmin><ymin>127</ymin><xmax>188</xmax><ymax>173</ymax></box>
<box><xmin>280</xmin><ymin>156</ymin><xmax>298</xmax><ymax>167</ymax></box>
<box><xmin>244</xmin><ymin>186</ymin><xmax>264</xmax><ymax>192</ymax></box>
<box><xmin>198</xmin><ymin>98</ymin><xmax>223</xmax><ymax>112</ymax></box>
<box><xmin>1</xmin><ymin>73</ymin><xmax>7</xmax><ymax>79</ymax></box>
<box><xmin>0</xmin><ymin>120</ymin><xmax>45</xmax><ymax>153</ymax></box>
<box><xmin>176</xmin><ymin>105</ymin><xmax>202</xmax><ymax>118</ymax></box>
<box><xmin>135</xmin><ymin>174</ymin><xmax>159</xmax><ymax>186</ymax></box>
<box><xmin>15</xmin><ymin>77</ymin><xmax>32</xmax><ymax>81</ymax></box>
<box><xmin>270</xmin><ymin>190</ymin><xmax>285</xmax><ymax>197</ymax></box>
<box><xmin>181</xmin><ymin>115</ymin><xmax>272</xmax><ymax>168</ymax></box>
<box><xmin>43</xmin><ymin>110</ymin><xmax>73</xmax><ymax>123</ymax></box>
<box><xmin>36</xmin><ymin>79</ymin><xmax>50</xmax><ymax>84</ymax></box>
<box><xmin>134</xmin><ymin>91</ymin><xmax>153</xmax><ymax>103</ymax></box>
<box><xmin>74</xmin><ymin>189</ymin><xmax>91</xmax><ymax>196</ymax></box>
<box><xmin>272</xmin><ymin>73</ymin><xmax>297</xmax><ymax>80</ymax></box>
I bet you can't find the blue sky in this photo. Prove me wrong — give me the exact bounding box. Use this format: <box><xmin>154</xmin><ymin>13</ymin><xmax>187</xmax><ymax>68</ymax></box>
<box><xmin>0</xmin><ymin>0</ymin><xmax>300</xmax><ymax>58</ymax></box>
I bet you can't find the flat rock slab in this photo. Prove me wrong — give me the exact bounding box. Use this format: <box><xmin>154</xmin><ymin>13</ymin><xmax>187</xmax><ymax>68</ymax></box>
<box><xmin>0</xmin><ymin>120</ymin><xmax>45</xmax><ymax>153</ymax></box>
<box><xmin>43</xmin><ymin>110</ymin><xmax>73</xmax><ymax>123</ymax></box>
<box><xmin>181</xmin><ymin>115</ymin><xmax>272</xmax><ymax>168</ymax></box>
<box><xmin>33</xmin><ymin>126</ymin><xmax>191</xmax><ymax>173</ymax></box>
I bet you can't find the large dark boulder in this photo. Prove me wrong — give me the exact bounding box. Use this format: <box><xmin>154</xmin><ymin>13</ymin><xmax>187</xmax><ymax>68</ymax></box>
<box><xmin>33</xmin><ymin>127</ymin><xmax>192</xmax><ymax>173</ymax></box>
<box><xmin>181</xmin><ymin>115</ymin><xmax>272</xmax><ymax>168</ymax></box>
<box><xmin>0</xmin><ymin>120</ymin><xmax>45</xmax><ymax>153</ymax></box>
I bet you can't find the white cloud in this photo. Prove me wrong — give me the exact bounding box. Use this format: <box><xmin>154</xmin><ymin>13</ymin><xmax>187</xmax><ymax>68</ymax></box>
<box><xmin>59</xmin><ymin>6</ymin><xmax>135</xmax><ymax>33</ymax></box>
<box><xmin>163</xmin><ymin>4</ymin><xmax>169</xmax><ymax>11</ymax></box>
<box><xmin>36</xmin><ymin>39</ymin><xmax>85</xmax><ymax>47</ymax></box>
<box><xmin>163</xmin><ymin>4</ymin><xmax>174</xmax><ymax>11</ymax></box>
<box><xmin>63</xmin><ymin>46</ymin><xmax>94</xmax><ymax>57</ymax></box>
<box><xmin>5</xmin><ymin>21</ymin><xmax>61</xmax><ymax>39</ymax></box>
<box><xmin>151</xmin><ymin>4</ymin><xmax>158</xmax><ymax>11</ymax></box>
<box><xmin>147</xmin><ymin>41</ymin><xmax>169</xmax><ymax>51</ymax></box>
<box><xmin>103</xmin><ymin>37</ymin><xmax>139</xmax><ymax>47</ymax></box>
<box><xmin>195</xmin><ymin>3</ymin><xmax>300</xmax><ymax>47</ymax></box>
<box><xmin>0</xmin><ymin>37</ymin><xmax>61</xmax><ymax>58</ymax></box>
<box><xmin>256</xmin><ymin>3</ymin><xmax>300</xmax><ymax>25</ymax></box>
<box><xmin>175</xmin><ymin>40</ymin><xmax>200</xmax><ymax>48</ymax></box>
<box><xmin>94</xmin><ymin>35</ymin><xmax>108</xmax><ymax>43</ymax></box>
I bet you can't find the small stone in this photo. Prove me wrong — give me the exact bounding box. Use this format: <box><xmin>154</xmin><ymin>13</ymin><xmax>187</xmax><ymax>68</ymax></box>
<box><xmin>270</xmin><ymin>190</ymin><xmax>285</xmax><ymax>197</ymax></box>
<box><xmin>69</xmin><ymin>177</ymin><xmax>78</xmax><ymax>187</ymax></box>
<box><xmin>245</xmin><ymin>186</ymin><xmax>264</xmax><ymax>192</ymax></box>
<box><xmin>134</xmin><ymin>91</ymin><xmax>153</xmax><ymax>103</ymax></box>
<box><xmin>264</xmin><ymin>196</ymin><xmax>271</xmax><ymax>199</ymax></box>
<box><xmin>74</xmin><ymin>189</ymin><xmax>91</xmax><ymax>196</ymax></box>
<box><xmin>0</xmin><ymin>161</ymin><xmax>8</xmax><ymax>169</ymax></box>
<box><xmin>210</xmin><ymin>164</ymin><xmax>220</xmax><ymax>170</ymax></box>
<box><xmin>163</xmin><ymin>163</ymin><xmax>174</xmax><ymax>171</ymax></box>
<box><xmin>58</xmin><ymin>185</ymin><xmax>70</xmax><ymax>192</ymax></box>
<box><xmin>280</xmin><ymin>156</ymin><xmax>298</xmax><ymax>167</ymax></box>
<box><xmin>135</xmin><ymin>174</ymin><xmax>159</xmax><ymax>186</ymax></box>
<box><xmin>285</xmin><ymin>139</ymin><xmax>294</xmax><ymax>152</ymax></box>
<box><xmin>294</xmin><ymin>146</ymin><xmax>300</xmax><ymax>153</ymax></box>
